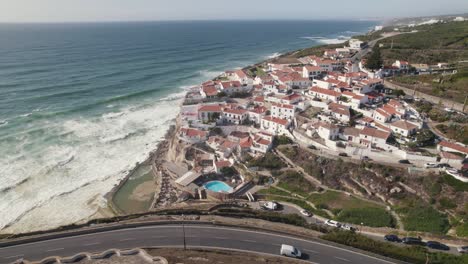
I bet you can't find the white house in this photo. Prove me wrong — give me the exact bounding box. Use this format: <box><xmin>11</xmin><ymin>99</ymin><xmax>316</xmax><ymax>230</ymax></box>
<box><xmin>248</xmin><ymin>106</ymin><xmax>268</xmax><ymax>124</ymax></box>
<box><xmin>271</xmin><ymin>103</ymin><xmax>295</xmax><ymax>120</ymax></box>
<box><xmin>251</xmin><ymin>132</ymin><xmax>274</xmax><ymax>154</ymax></box>
<box><xmin>327</xmin><ymin>103</ymin><xmax>351</xmax><ymax>124</ymax></box>
<box><xmin>309</xmin><ymin>87</ymin><xmax>342</xmax><ymax>102</ymax></box>
<box><xmin>393</xmin><ymin>60</ymin><xmax>409</xmax><ymax>71</ymax></box>
<box><xmin>221</xmin><ymin>81</ymin><xmax>250</xmax><ymax>95</ymax></box>
<box><xmin>341</xmin><ymin>127</ymin><xmax>361</xmax><ymax>144</ymax></box>
<box><xmin>389</xmin><ymin>120</ymin><xmax>418</xmax><ymax>137</ymax></box>
<box><xmin>281</xmin><ymin>93</ymin><xmax>303</xmax><ymax>105</ymax></box>
<box><xmin>438</xmin><ymin>141</ymin><xmax>468</xmax><ymax>157</ymax></box>
<box><xmin>359</xmin><ymin>127</ymin><xmax>391</xmax><ymax>149</ymax></box>
<box><xmin>302</xmin><ymin>65</ymin><xmax>323</xmax><ymax>79</ymax></box>
<box><xmin>223</xmin><ymin>108</ymin><xmax>248</xmax><ymax>124</ymax></box>
<box><xmin>261</xmin><ymin>116</ymin><xmax>291</xmax><ymax>135</ymax></box>
<box><xmin>200</xmin><ymin>84</ymin><xmax>219</xmax><ymax>99</ymax></box>
<box><xmin>198</xmin><ymin>104</ymin><xmax>223</xmax><ymax>122</ymax></box>
<box><xmin>316</xmin><ymin>122</ymin><xmax>340</xmax><ymax>140</ymax></box>
<box><xmin>349</xmin><ymin>39</ymin><xmax>366</xmax><ymax>50</ymax></box>
<box><xmin>179</xmin><ymin>128</ymin><xmax>208</xmax><ymax>143</ymax></box>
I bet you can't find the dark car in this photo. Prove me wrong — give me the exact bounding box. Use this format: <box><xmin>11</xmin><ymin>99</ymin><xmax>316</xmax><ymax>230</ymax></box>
<box><xmin>398</xmin><ymin>159</ymin><xmax>411</xmax><ymax>164</ymax></box>
<box><xmin>339</xmin><ymin>153</ymin><xmax>348</xmax><ymax>157</ymax></box>
<box><xmin>384</xmin><ymin>234</ymin><xmax>401</xmax><ymax>243</ymax></box>
<box><xmin>426</xmin><ymin>241</ymin><xmax>450</xmax><ymax>251</ymax></box>
<box><xmin>361</xmin><ymin>156</ymin><xmax>371</xmax><ymax>161</ymax></box>
<box><xmin>402</xmin><ymin>237</ymin><xmax>425</xmax><ymax>246</ymax></box>
<box><xmin>437</xmin><ymin>163</ymin><xmax>451</xmax><ymax>168</ymax></box>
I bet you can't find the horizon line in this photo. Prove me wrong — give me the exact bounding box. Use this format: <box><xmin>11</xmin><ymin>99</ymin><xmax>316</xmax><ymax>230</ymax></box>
<box><xmin>0</xmin><ymin>18</ymin><xmax>384</xmax><ymax>25</ymax></box>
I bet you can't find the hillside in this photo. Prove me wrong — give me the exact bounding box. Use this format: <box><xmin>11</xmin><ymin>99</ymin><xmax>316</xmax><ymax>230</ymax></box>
<box><xmin>377</xmin><ymin>21</ymin><xmax>468</xmax><ymax>64</ymax></box>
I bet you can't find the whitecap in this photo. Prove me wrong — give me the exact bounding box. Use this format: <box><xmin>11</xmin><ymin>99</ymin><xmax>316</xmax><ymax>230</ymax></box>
<box><xmin>266</xmin><ymin>52</ymin><xmax>281</xmax><ymax>59</ymax></box>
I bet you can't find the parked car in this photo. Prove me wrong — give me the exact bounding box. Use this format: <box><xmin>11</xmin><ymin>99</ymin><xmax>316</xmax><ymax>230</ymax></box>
<box><xmin>424</xmin><ymin>163</ymin><xmax>439</xmax><ymax>168</ymax></box>
<box><xmin>340</xmin><ymin>224</ymin><xmax>356</xmax><ymax>232</ymax></box>
<box><xmin>339</xmin><ymin>153</ymin><xmax>348</xmax><ymax>157</ymax></box>
<box><xmin>384</xmin><ymin>234</ymin><xmax>402</xmax><ymax>243</ymax></box>
<box><xmin>399</xmin><ymin>160</ymin><xmax>411</xmax><ymax>164</ymax></box>
<box><xmin>280</xmin><ymin>244</ymin><xmax>302</xmax><ymax>259</ymax></box>
<box><xmin>361</xmin><ymin>156</ymin><xmax>371</xmax><ymax>161</ymax></box>
<box><xmin>300</xmin><ymin>209</ymin><xmax>312</xmax><ymax>217</ymax></box>
<box><xmin>437</xmin><ymin>163</ymin><xmax>451</xmax><ymax>168</ymax></box>
<box><xmin>402</xmin><ymin>237</ymin><xmax>425</xmax><ymax>246</ymax></box>
<box><xmin>446</xmin><ymin>168</ymin><xmax>460</xmax><ymax>176</ymax></box>
<box><xmin>426</xmin><ymin>241</ymin><xmax>450</xmax><ymax>251</ymax></box>
<box><xmin>261</xmin><ymin>201</ymin><xmax>279</xmax><ymax>211</ymax></box>
<box><xmin>308</xmin><ymin>145</ymin><xmax>317</xmax><ymax>150</ymax></box>
<box><xmin>457</xmin><ymin>246</ymin><xmax>468</xmax><ymax>254</ymax></box>
<box><xmin>325</xmin><ymin>220</ymin><xmax>341</xmax><ymax>228</ymax></box>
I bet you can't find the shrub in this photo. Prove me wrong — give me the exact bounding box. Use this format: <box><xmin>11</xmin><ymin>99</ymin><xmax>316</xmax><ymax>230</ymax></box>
<box><xmin>397</xmin><ymin>206</ymin><xmax>450</xmax><ymax>234</ymax></box>
<box><xmin>322</xmin><ymin>231</ymin><xmax>468</xmax><ymax>264</ymax></box>
<box><xmin>247</xmin><ymin>153</ymin><xmax>285</xmax><ymax>169</ymax></box>
<box><xmin>438</xmin><ymin>197</ymin><xmax>457</xmax><ymax>210</ymax></box>
<box><xmin>442</xmin><ymin>174</ymin><xmax>468</xmax><ymax>192</ymax></box>
<box><xmin>336</xmin><ymin>208</ymin><xmax>396</xmax><ymax>228</ymax></box>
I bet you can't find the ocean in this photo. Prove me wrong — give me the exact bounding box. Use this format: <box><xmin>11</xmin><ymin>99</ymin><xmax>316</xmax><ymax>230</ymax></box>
<box><xmin>0</xmin><ymin>20</ymin><xmax>376</xmax><ymax>233</ymax></box>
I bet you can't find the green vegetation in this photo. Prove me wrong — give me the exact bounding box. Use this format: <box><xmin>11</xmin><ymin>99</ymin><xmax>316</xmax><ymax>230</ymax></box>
<box><xmin>336</xmin><ymin>208</ymin><xmax>395</xmax><ymax>228</ymax></box>
<box><xmin>276</xmin><ymin>171</ymin><xmax>315</xmax><ymax>197</ymax></box>
<box><xmin>262</xmin><ymin>194</ymin><xmax>330</xmax><ymax>218</ymax></box>
<box><xmin>393</xmin><ymin>66</ymin><xmax>468</xmax><ymax>103</ymax></box>
<box><xmin>257</xmin><ymin>186</ymin><xmax>290</xmax><ymax>196</ymax></box>
<box><xmin>365</xmin><ymin>46</ymin><xmax>383</xmax><ymax>70</ymax></box>
<box><xmin>247</xmin><ymin>153</ymin><xmax>286</xmax><ymax>169</ymax></box>
<box><xmin>322</xmin><ymin>231</ymin><xmax>468</xmax><ymax>264</ymax></box>
<box><xmin>456</xmin><ymin>221</ymin><xmax>468</xmax><ymax>237</ymax></box>
<box><xmin>441</xmin><ymin>174</ymin><xmax>468</xmax><ymax>192</ymax></box>
<box><xmin>246</xmin><ymin>66</ymin><xmax>267</xmax><ymax>77</ymax></box>
<box><xmin>273</xmin><ymin>135</ymin><xmax>293</xmax><ymax>147</ymax></box>
<box><xmin>308</xmin><ymin>190</ymin><xmax>381</xmax><ymax>211</ymax></box>
<box><xmin>377</xmin><ymin>21</ymin><xmax>468</xmax><ymax>64</ymax></box>
<box><xmin>435</xmin><ymin>123</ymin><xmax>468</xmax><ymax>144</ymax></box>
<box><xmin>396</xmin><ymin>205</ymin><xmax>450</xmax><ymax>234</ymax></box>
<box><xmin>292</xmin><ymin>43</ymin><xmax>344</xmax><ymax>58</ymax></box>
<box><xmin>414</xmin><ymin>129</ymin><xmax>436</xmax><ymax>147</ymax></box>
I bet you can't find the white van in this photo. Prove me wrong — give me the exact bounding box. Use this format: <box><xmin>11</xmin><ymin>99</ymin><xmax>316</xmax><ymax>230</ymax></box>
<box><xmin>280</xmin><ymin>244</ymin><xmax>302</xmax><ymax>258</ymax></box>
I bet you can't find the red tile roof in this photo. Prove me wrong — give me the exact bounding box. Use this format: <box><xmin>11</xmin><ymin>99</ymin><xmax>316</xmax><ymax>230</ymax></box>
<box><xmin>202</xmin><ymin>85</ymin><xmax>218</xmax><ymax>96</ymax></box>
<box><xmin>199</xmin><ymin>105</ymin><xmax>223</xmax><ymax>112</ymax></box>
<box><xmin>272</xmin><ymin>103</ymin><xmax>294</xmax><ymax>110</ymax></box>
<box><xmin>439</xmin><ymin>141</ymin><xmax>468</xmax><ymax>154</ymax></box>
<box><xmin>390</xmin><ymin>120</ymin><xmax>418</xmax><ymax>131</ymax></box>
<box><xmin>224</xmin><ymin>108</ymin><xmax>247</xmax><ymax>115</ymax></box>
<box><xmin>360</xmin><ymin>127</ymin><xmax>390</xmax><ymax>140</ymax></box>
<box><xmin>262</xmin><ymin>116</ymin><xmax>289</xmax><ymax>126</ymax></box>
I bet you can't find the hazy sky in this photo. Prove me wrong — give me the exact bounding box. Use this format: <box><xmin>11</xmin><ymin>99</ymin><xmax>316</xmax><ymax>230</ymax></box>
<box><xmin>0</xmin><ymin>0</ymin><xmax>467</xmax><ymax>23</ymax></box>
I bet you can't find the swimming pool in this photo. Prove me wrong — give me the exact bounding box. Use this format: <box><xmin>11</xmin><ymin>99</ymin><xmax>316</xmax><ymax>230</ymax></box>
<box><xmin>204</xmin><ymin>181</ymin><xmax>233</xmax><ymax>193</ymax></box>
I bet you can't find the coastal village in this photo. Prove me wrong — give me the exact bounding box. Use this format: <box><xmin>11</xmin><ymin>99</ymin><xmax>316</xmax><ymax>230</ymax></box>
<box><xmin>108</xmin><ymin>20</ymin><xmax>468</xmax><ymax>258</ymax></box>
<box><xmin>172</xmin><ymin>36</ymin><xmax>468</xmax><ymax>202</ymax></box>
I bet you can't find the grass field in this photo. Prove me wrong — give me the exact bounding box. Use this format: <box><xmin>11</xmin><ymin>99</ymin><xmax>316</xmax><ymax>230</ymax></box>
<box><xmin>396</xmin><ymin>205</ymin><xmax>450</xmax><ymax>234</ymax></box>
<box><xmin>308</xmin><ymin>190</ymin><xmax>381</xmax><ymax>210</ymax></box>
<box><xmin>276</xmin><ymin>170</ymin><xmax>316</xmax><ymax>197</ymax></box>
<box><xmin>336</xmin><ymin>207</ymin><xmax>396</xmax><ymax>228</ymax></box>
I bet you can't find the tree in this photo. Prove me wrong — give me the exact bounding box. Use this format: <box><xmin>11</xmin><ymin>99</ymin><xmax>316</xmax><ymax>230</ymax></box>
<box><xmin>415</xmin><ymin>129</ymin><xmax>436</xmax><ymax>147</ymax></box>
<box><xmin>392</xmin><ymin>89</ymin><xmax>406</xmax><ymax>97</ymax></box>
<box><xmin>366</xmin><ymin>46</ymin><xmax>383</xmax><ymax>70</ymax></box>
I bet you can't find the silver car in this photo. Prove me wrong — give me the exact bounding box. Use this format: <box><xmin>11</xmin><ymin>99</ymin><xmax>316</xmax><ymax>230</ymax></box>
<box><xmin>457</xmin><ymin>246</ymin><xmax>468</xmax><ymax>254</ymax></box>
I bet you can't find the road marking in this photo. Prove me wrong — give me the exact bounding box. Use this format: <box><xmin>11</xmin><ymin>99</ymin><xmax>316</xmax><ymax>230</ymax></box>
<box><xmin>119</xmin><ymin>238</ymin><xmax>135</xmax><ymax>242</ymax></box>
<box><xmin>241</xmin><ymin>239</ymin><xmax>256</xmax><ymax>243</ymax></box>
<box><xmin>306</xmin><ymin>249</ymin><xmax>319</xmax><ymax>254</ymax></box>
<box><xmin>214</xmin><ymin>236</ymin><xmax>228</xmax><ymax>240</ymax></box>
<box><xmin>4</xmin><ymin>254</ymin><xmax>24</xmax><ymax>259</ymax></box>
<box><xmin>186</xmin><ymin>226</ymin><xmax>396</xmax><ymax>264</ymax></box>
<box><xmin>46</xmin><ymin>248</ymin><xmax>64</xmax><ymax>252</ymax></box>
<box><xmin>151</xmin><ymin>236</ymin><xmax>167</xmax><ymax>239</ymax></box>
<box><xmin>335</xmin><ymin>257</ymin><xmax>350</xmax><ymax>262</ymax></box>
<box><xmin>83</xmin><ymin>242</ymin><xmax>100</xmax><ymax>246</ymax></box>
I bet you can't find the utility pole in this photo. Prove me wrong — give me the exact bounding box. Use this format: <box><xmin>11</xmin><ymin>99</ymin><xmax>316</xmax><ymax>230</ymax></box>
<box><xmin>182</xmin><ymin>214</ymin><xmax>186</xmax><ymax>251</ymax></box>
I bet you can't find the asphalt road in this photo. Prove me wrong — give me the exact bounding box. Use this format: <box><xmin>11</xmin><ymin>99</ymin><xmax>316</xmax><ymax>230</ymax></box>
<box><xmin>0</xmin><ymin>225</ymin><xmax>397</xmax><ymax>264</ymax></box>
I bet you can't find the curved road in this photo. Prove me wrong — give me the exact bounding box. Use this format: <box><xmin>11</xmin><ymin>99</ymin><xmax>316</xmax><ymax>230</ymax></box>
<box><xmin>0</xmin><ymin>224</ymin><xmax>397</xmax><ymax>264</ymax></box>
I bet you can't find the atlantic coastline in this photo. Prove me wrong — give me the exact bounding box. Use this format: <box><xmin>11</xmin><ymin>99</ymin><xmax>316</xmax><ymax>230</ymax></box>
<box><xmin>0</xmin><ymin>20</ymin><xmax>377</xmax><ymax>234</ymax></box>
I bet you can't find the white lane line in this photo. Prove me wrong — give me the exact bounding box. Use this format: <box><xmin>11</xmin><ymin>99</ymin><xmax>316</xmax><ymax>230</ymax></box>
<box><xmin>335</xmin><ymin>256</ymin><xmax>350</xmax><ymax>262</ymax></box>
<box><xmin>151</xmin><ymin>236</ymin><xmax>167</xmax><ymax>239</ymax></box>
<box><xmin>4</xmin><ymin>254</ymin><xmax>24</xmax><ymax>259</ymax></box>
<box><xmin>241</xmin><ymin>239</ymin><xmax>257</xmax><ymax>243</ymax></box>
<box><xmin>187</xmin><ymin>226</ymin><xmax>396</xmax><ymax>264</ymax></box>
<box><xmin>119</xmin><ymin>238</ymin><xmax>135</xmax><ymax>242</ymax></box>
<box><xmin>306</xmin><ymin>249</ymin><xmax>319</xmax><ymax>254</ymax></box>
<box><xmin>83</xmin><ymin>242</ymin><xmax>100</xmax><ymax>246</ymax></box>
<box><xmin>214</xmin><ymin>236</ymin><xmax>228</xmax><ymax>240</ymax></box>
<box><xmin>46</xmin><ymin>248</ymin><xmax>64</xmax><ymax>252</ymax></box>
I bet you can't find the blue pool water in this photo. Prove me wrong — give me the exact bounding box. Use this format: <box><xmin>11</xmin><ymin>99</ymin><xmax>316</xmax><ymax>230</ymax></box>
<box><xmin>204</xmin><ymin>181</ymin><xmax>234</xmax><ymax>193</ymax></box>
